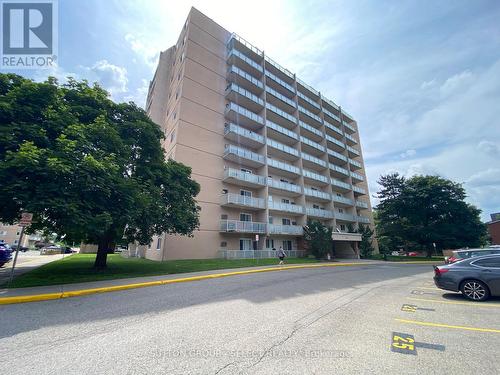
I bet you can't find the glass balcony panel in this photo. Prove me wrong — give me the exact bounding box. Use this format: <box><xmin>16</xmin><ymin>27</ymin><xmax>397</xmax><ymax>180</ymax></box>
<box><xmin>267</xmin><ymin>158</ymin><xmax>301</xmax><ymax>175</ymax></box>
<box><xmin>220</xmin><ymin>219</ymin><xmax>266</xmax><ymax>233</ymax></box>
<box><xmin>266</xmin><ymin>120</ymin><xmax>298</xmax><ymax>140</ymax></box>
<box><xmin>224</xmin><ymin>168</ymin><xmax>266</xmax><ymax>186</ymax></box>
<box><xmin>266</xmin><ymin>139</ymin><xmax>299</xmax><ymax>157</ymax></box>
<box><xmin>304</xmin><ymin>187</ymin><xmax>331</xmax><ymax>200</ymax></box>
<box><xmin>267</xmin><ymin>178</ymin><xmax>302</xmax><ymax>194</ymax></box>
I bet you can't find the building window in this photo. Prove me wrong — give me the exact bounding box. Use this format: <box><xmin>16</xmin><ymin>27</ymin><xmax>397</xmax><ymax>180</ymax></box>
<box><xmin>221</xmin><ymin>214</ymin><xmax>228</xmax><ymax>220</ymax></box>
<box><xmin>170</xmin><ymin>131</ymin><xmax>175</xmax><ymax>142</ymax></box>
<box><xmin>240</xmin><ymin>239</ymin><xmax>252</xmax><ymax>250</ymax></box>
<box><xmin>338</xmin><ymin>208</ymin><xmax>344</xmax><ymax>213</ymax></box>
<box><xmin>240</xmin><ymin>190</ymin><xmax>252</xmax><ymax>197</ymax></box>
<box><xmin>282</xmin><ymin>218</ymin><xmax>291</xmax><ymax>225</ymax></box>
<box><xmin>240</xmin><ymin>213</ymin><xmax>252</xmax><ymax>222</ymax></box>
<box><xmin>156</xmin><ymin>238</ymin><xmax>162</xmax><ymax>250</ymax></box>
<box><xmin>313</xmin><ymin>204</ymin><xmax>319</xmax><ymax>209</ymax></box>
<box><xmin>266</xmin><ymin>239</ymin><xmax>274</xmax><ymax>249</ymax></box>
<box><xmin>283</xmin><ymin>240</ymin><xmax>292</xmax><ymax>251</ymax></box>
<box><xmin>268</xmin><ymin>216</ymin><xmax>273</xmax><ymax>224</ymax></box>
<box><xmin>281</xmin><ymin>198</ymin><xmax>290</xmax><ymax>204</ymax></box>
<box><xmin>175</xmin><ymin>89</ymin><xmax>180</xmax><ymax>100</ymax></box>
<box><xmin>173</xmin><ymin>112</ymin><xmax>177</xmax><ymax>120</ymax></box>
<box><xmin>340</xmin><ymin>224</ymin><xmax>346</xmax><ymax>231</ymax></box>
<box><xmin>220</xmin><ymin>242</ymin><xmax>227</xmax><ymax>248</ymax></box>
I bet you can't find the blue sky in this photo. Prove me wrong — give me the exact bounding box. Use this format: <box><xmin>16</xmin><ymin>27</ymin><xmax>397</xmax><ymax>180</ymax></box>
<box><xmin>8</xmin><ymin>0</ymin><xmax>500</xmax><ymax>221</ymax></box>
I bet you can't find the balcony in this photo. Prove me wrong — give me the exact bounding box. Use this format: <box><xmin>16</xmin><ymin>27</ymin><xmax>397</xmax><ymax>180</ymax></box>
<box><xmin>223</xmin><ymin>145</ymin><xmax>265</xmax><ymax>168</ymax></box>
<box><xmin>325</xmin><ymin>134</ymin><xmax>346</xmax><ymax>152</ymax></box>
<box><xmin>224</xmin><ymin>123</ymin><xmax>264</xmax><ymax>149</ymax></box>
<box><xmin>345</xmin><ymin>133</ymin><xmax>357</xmax><ymax>145</ymax></box>
<box><xmin>225</xmin><ymin>83</ymin><xmax>264</xmax><ymax>113</ymax></box>
<box><xmin>266</xmin><ymin>138</ymin><xmax>299</xmax><ymax>161</ymax></box>
<box><xmin>220</xmin><ymin>220</ymin><xmax>266</xmax><ymax>233</ymax></box>
<box><xmin>225</xmin><ymin>102</ymin><xmax>264</xmax><ymax>130</ymax></box>
<box><xmin>266</xmin><ymin>102</ymin><xmax>297</xmax><ymax>128</ymax></box>
<box><xmin>304</xmin><ymin>187</ymin><xmax>331</xmax><ymax>202</ymax></box>
<box><xmin>357</xmin><ymin>215</ymin><xmax>370</xmax><ymax>224</ymax></box>
<box><xmin>332</xmin><ymin>194</ymin><xmax>354</xmax><ymax>206</ymax></box>
<box><xmin>296</xmin><ymin>77</ymin><xmax>320</xmax><ymax>99</ymax></box>
<box><xmin>324</xmin><ymin>121</ymin><xmax>344</xmax><ymax>139</ymax></box>
<box><xmin>268</xmin><ymin>224</ymin><xmax>304</xmax><ymax>236</ymax></box>
<box><xmin>264</xmin><ymin>55</ymin><xmax>295</xmax><ymax>81</ymax></box>
<box><xmin>322</xmin><ymin>96</ymin><xmax>340</xmax><ymax>112</ymax></box>
<box><xmin>350</xmin><ymin>171</ymin><xmax>364</xmax><ymax>182</ymax></box>
<box><xmin>298</xmin><ymin>105</ymin><xmax>322</xmax><ymax>126</ymax></box>
<box><xmin>334</xmin><ymin>212</ymin><xmax>356</xmax><ymax>222</ymax></box>
<box><xmin>227</xmin><ymin>65</ymin><xmax>263</xmax><ymax>94</ymax></box>
<box><xmin>355</xmin><ymin>200</ymin><xmax>369</xmax><ymax>209</ymax></box>
<box><xmin>219</xmin><ymin>249</ymin><xmax>306</xmax><ymax>259</ymax></box>
<box><xmin>268</xmin><ymin>201</ymin><xmax>305</xmax><ymax>215</ymax></box>
<box><xmin>227</xmin><ymin>48</ymin><xmax>264</xmax><ymax>77</ymax></box>
<box><xmin>265</xmin><ymin>70</ymin><xmax>295</xmax><ymax>96</ymax></box>
<box><xmin>265</xmin><ymin>86</ymin><xmax>297</xmax><ymax>111</ymax></box>
<box><xmin>303</xmin><ymin>169</ymin><xmax>329</xmax><ymax>185</ymax></box>
<box><xmin>353</xmin><ymin>185</ymin><xmax>367</xmax><ymax>195</ymax></box>
<box><xmin>323</xmin><ymin>108</ymin><xmax>341</xmax><ymax>123</ymax></box>
<box><xmin>306</xmin><ymin>207</ymin><xmax>334</xmax><ymax>219</ymax></box>
<box><xmin>267</xmin><ymin>178</ymin><xmax>302</xmax><ymax>196</ymax></box>
<box><xmin>266</xmin><ymin>120</ymin><xmax>299</xmax><ymax>145</ymax></box>
<box><xmin>300</xmin><ymin>136</ymin><xmax>325</xmax><ymax>156</ymax></box>
<box><xmin>327</xmin><ymin>148</ymin><xmax>348</xmax><ymax>164</ymax></box>
<box><xmin>227</xmin><ymin>34</ymin><xmax>263</xmax><ymax>61</ymax></box>
<box><xmin>343</xmin><ymin>121</ymin><xmax>356</xmax><ymax>134</ymax></box>
<box><xmin>267</xmin><ymin>158</ymin><xmax>301</xmax><ymax>177</ymax></box>
<box><xmin>331</xmin><ymin>178</ymin><xmax>352</xmax><ymax>192</ymax></box>
<box><xmin>302</xmin><ymin>152</ymin><xmax>327</xmax><ymax>171</ymax></box>
<box><xmin>349</xmin><ymin>158</ymin><xmax>362</xmax><ymax>170</ymax></box>
<box><xmin>223</xmin><ymin>168</ymin><xmax>266</xmax><ymax>188</ymax></box>
<box><xmin>297</xmin><ymin>91</ymin><xmax>321</xmax><ymax>113</ymax></box>
<box><xmin>221</xmin><ymin>193</ymin><xmax>266</xmax><ymax>210</ymax></box>
<box><xmin>299</xmin><ymin>120</ymin><xmax>323</xmax><ymax>141</ymax></box>
<box><xmin>332</xmin><ymin>232</ymin><xmax>361</xmax><ymax>242</ymax></box>
<box><xmin>329</xmin><ymin>163</ymin><xmax>350</xmax><ymax>178</ymax></box>
<box><xmin>347</xmin><ymin>145</ymin><xmax>360</xmax><ymax>157</ymax></box>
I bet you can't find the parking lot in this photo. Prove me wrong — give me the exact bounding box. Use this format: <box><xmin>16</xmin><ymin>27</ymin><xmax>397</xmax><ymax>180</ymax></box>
<box><xmin>1</xmin><ymin>262</ymin><xmax>499</xmax><ymax>374</ymax></box>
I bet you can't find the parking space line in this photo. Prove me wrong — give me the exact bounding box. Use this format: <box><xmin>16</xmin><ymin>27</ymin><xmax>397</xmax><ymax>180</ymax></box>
<box><xmin>408</xmin><ymin>297</ymin><xmax>500</xmax><ymax>308</ymax></box>
<box><xmin>415</xmin><ymin>287</ymin><xmax>442</xmax><ymax>291</ymax></box>
<box><xmin>395</xmin><ymin>318</ymin><xmax>500</xmax><ymax>333</ymax></box>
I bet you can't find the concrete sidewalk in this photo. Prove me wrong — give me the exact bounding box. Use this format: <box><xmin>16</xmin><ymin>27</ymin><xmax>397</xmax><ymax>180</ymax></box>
<box><xmin>0</xmin><ymin>259</ymin><xmax>383</xmax><ymax>300</ymax></box>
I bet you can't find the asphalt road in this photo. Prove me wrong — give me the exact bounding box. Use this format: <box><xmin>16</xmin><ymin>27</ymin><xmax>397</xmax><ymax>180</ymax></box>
<box><xmin>1</xmin><ymin>263</ymin><xmax>499</xmax><ymax>374</ymax></box>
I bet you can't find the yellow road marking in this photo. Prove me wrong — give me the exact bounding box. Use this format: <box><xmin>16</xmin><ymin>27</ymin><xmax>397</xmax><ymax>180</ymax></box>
<box><xmin>395</xmin><ymin>318</ymin><xmax>500</xmax><ymax>333</ymax></box>
<box><xmin>408</xmin><ymin>297</ymin><xmax>500</xmax><ymax>308</ymax></box>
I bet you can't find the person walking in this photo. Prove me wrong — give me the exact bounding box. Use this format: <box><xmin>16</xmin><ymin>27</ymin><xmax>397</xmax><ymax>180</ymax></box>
<box><xmin>277</xmin><ymin>246</ymin><xmax>286</xmax><ymax>265</ymax></box>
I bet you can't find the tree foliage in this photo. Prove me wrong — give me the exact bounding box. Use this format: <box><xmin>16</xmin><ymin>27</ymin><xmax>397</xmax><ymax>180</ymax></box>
<box><xmin>358</xmin><ymin>224</ymin><xmax>375</xmax><ymax>258</ymax></box>
<box><xmin>375</xmin><ymin>173</ymin><xmax>487</xmax><ymax>257</ymax></box>
<box><xmin>0</xmin><ymin>73</ymin><xmax>200</xmax><ymax>267</ymax></box>
<box><xmin>303</xmin><ymin>219</ymin><xmax>333</xmax><ymax>259</ymax></box>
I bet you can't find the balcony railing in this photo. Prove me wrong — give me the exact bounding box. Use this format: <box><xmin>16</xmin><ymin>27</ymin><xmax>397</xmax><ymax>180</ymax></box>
<box><xmin>224</xmin><ymin>168</ymin><xmax>266</xmax><ymax>186</ymax></box>
<box><xmin>345</xmin><ymin>133</ymin><xmax>356</xmax><ymax>144</ymax></box>
<box><xmin>266</xmin><ymin>120</ymin><xmax>298</xmax><ymax>140</ymax></box>
<box><xmin>228</xmin><ymin>33</ymin><xmax>263</xmax><ymax>57</ymax></box>
<box><xmin>303</xmin><ymin>169</ymin><xmax>329</xmax><ymax>183</ymax></box>
<box><xmin>267</xmin><ymin>158</ymin><xmax>301</xmax><ymax>175</ymax></box>
<box><xmin>347</xmin><ymin>145</ymin><xmax>360</xmax><ymax>156</ymax></box>
<box><xmin>268</xmin><ymin>224</ymin><xmax>304</xmax><ymax>235</ymax></box>
<box><xmin>355</xmin><ymin>200</ymin><xmax>369</xmax><ymax>209</ymax></box>
<box><xmin>331</xmin><ymin>178</ymin><xmax>352</xmax><ymax>190</ymax></box>
<box><xmin>350</xmin><ymin>171</ymin><xmax>364</xmax><ymax>181</ymax></box>
<box><xmin>267</xmin><ymin>178</ymin><xmax>302</xmax><ymax>194</ymax></box>
<box><xmin>228</xmin><ymin>65</ymin><xmax>264</xmax><ymax>89</ymax></box>
<box><xmin>264</xmin><ymin>55</ymin><xmax>294</xmax><ymax>80</ymax></box>
<box><xmin>328</xmin><ymin>149</ymin><xmax>348</xmax><ymax>162</ymax></box>
<box><xmin>267</xmin><ymin>139</ymin><xmax>299</xmax><ymax>157</ymax></box>
<box><xmin>266</xmin><ymin>102</ymin><xmax>297</xmax><ymax>124</ymax></box>
<box><xmin>326</xmin><ymin>134</ymin><xmax>346</xmax><ymax>149</ymax></box>
<box><xmin>334</xmin><ymin>212</ymin><xmax>356</xmax><ymax>222</ymax></box>
<box><xmin>299</xmin><ymin>120</ymin><xmax>323</xmax><ymax>137</ymax></box>
<box><xmin>265</xmin><ymin>70</ymin><xmax>295</xmax><ymax>93</ymax></box>
<box><xmin>333</xmin><ymin>195</ymin><xmax>353</xmax><ymax>205</ymax></box>
<box><xmin>220</xmin><ymin>220</ymin><xmax>266</xmax><ymax>233</ymax></box>
<box><xmin>302</xmin><ymin>152</ymin><xmax>327</xmax><ymax>168</ymax></box>
<box><xmin>297</xmin><ymin>91</ymin><xmax>321</xmax><ymax>110</ymax></box>
<box><xmin>324</xmin><ymin>121</ymin><xmax>344</xmax><ymax>137</ymax></box>
<box><xmin>265</xmin><ymin>86</ymin><xmax>297</xmax><ymax>108</ymax></box>
<box><xmin>227</xmin><ymin>48</ymin><xmax>264</xmax><ymax>72</ymax></box>
<box><xmin>224</xmin><ymin>123</ymin><xmax>264</xmax><ymax>144</ymax></box>
<box><xmin>296</xmin><ymin>77</ymin><xmax>320</xmax><ymax>97</ymax></box>
<box><xmin>343</xmin><ymin>121</ymin><xmax>356</xmax><ymax>133</ymax></box>
<box><xmin>357</xmin><ymin>215</ymin><xmax>370</xmax><ymax>223</ymax></box>
<box><xmin>221</xmin><ymin>193</ymin><xmax>266</xmax><ymax>209</ymax></box>
<box><xmin>329</xmin><ymin>163</ymin><xmax>350</xmax><ymax>176</ymax></box>
<box><xmin>300</xmin><ymin>136</ymin><xmax>325</xmax><ymax>152</ymax></box>
<box><xmin>349</xmin><ymin>158</ymin><xmax>362</xmax><ymax>168</ymax></box>
<box><xmin>268</xmin><ymin>201</ymin><xmax>305</xmax><ymax>214</ymax></box>
<box><xmin>226</xmin><ymin>83</ymin><xmax>264</xmax><ymax>106</ymax></box>
<box><xmin>218</xmin><ymin>249</ymin><xmax>306</xmax><ymax>259</ymax></box>
<box><xmin>298</xmin><ymin>105</ymin><xmax>322</xmax><ymax>124</ymax></box>
<box><xmin>224</xmin><ymin>145</ymin><xmax>265</xmax><ymax>164</ymax></box>
<box><xmin>353</xmin><ymin>185</ymin><xmax>367</xmax><ymax>195</ymax></box>
<box><xmin>306</xmin><ymin>208</ymin><xmax>335</xmax><ymax>219</ymax></box>
<box><xmin>225</xmin><ymin>102</ymin><xmax>264</xmax><ymax>125</ymax></box>
<box><xmin>323</xmin><ymin>108</ymin><xmax>341</xmax><ymax>123</ymax></box>
<box><xmin>322</xmin><ymin>96</ymin><xmax>339</xmax><ymax>111</ymax></box>
<box><xmin>304</xmin><ymin>187</ymin><xmax>331</xmax><ymax>200</ymax></box>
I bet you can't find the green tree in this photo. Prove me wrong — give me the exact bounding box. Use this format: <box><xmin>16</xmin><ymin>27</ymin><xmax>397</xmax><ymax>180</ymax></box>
<box><xmin>375</xmin><ymin>173</ymin><xmax>487</xmax><ymax>257</ymax></box>
<box><xmin>0</xmin><ymin>73</ymin><xmax>200</xmax><ymax>268</ymax></box>
<box><xmin>358</xmin><ymin>224</ymin><xmax>375</xmax><ymax>258</ymax></box>
<box><xmin>303</xmin><ymin>219</ymin><xmax>333</xmax><ymax>259</ymax></box>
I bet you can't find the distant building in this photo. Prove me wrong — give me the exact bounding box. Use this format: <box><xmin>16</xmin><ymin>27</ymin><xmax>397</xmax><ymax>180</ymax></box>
<box><xmin>487</xmin><ymin>214</ymin><xmax>500</xmax><ymax>245</ymax></box>
<box><xmin>0</xmin><ymin>223</ymin><xmax>42</xmax><ymax>248</ymax></box>
<box><xmin>138</xmin><ymin>7</ymin><xmax>376</xmax><ymax>261</ymax></box>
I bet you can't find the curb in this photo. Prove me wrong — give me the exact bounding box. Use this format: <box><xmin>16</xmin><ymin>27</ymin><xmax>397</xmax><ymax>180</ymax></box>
<box><xmin>0</xmin><ymin>261</ymin><xmax>434</xmax><ymax>305</ymax></box>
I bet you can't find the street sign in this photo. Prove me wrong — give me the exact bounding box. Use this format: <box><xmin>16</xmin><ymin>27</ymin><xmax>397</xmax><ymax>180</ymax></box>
<box><xmin>18</xmin><ymin>212</ymin><xmax>33</xmax><ymax>227</ymax></box>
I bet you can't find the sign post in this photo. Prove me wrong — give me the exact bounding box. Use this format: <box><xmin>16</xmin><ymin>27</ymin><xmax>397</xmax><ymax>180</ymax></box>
<box><xmin>9</xmin><ymin>213</ymin><xmax>33</xmax><ymax>285</ymax></box>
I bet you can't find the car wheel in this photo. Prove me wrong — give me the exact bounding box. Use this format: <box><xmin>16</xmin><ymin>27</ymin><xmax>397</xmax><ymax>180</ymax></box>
<box><xmin>460</xmin><ymin>280</ymin><xmax>490</xmax><ymax>302</ymax></box>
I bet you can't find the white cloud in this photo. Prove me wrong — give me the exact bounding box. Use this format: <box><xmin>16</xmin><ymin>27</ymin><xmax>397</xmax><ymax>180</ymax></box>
<box><xmin>467</xmin><ymin>168</ymin><xmax>500</xmax><ymax>187</ymax></box>
<box><xmin>123</xmin><ymin>78</ymin><xmax>149</xmax><ymax>108</ymax></box>
<box><xmin>89</xmin><ymin>60</ymin><xmax>128</xmax><ymax>97</ymax></box>
<box><xmin>125</xmin><ymin>34</ymin><xmax>160</xmax><ymax>71</ymax></box>
<box><xmin>439</xmin><ymin>70</ymin><xmax>474</xmax><ymax>97</ymax></box>
<box><xmin>400</xmin><ymin>149</ymin><xmax>416</xmax><ymax>158</ymax></box>
<box><xmin>477</xmin><ymin>140</ymin><xmax>499</xmax><ymax>156</ymax></box>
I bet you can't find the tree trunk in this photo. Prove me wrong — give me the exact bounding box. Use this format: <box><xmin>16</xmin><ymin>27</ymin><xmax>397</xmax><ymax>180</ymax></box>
<box><xmin>94</xmin><ymin>237</ymin><xmax>110</xmax><ymax>269</ymax></box>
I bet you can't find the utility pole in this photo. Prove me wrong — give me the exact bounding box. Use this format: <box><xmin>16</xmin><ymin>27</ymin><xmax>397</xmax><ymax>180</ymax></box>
<box><xmin>8</xmin><ymin>213</ymin><xmax>33</xmax><ymax>285</ymax></box>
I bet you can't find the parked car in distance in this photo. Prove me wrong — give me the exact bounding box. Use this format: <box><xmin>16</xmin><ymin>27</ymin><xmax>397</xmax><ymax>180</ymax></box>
<box><xmin>0</xmin><ymin>243</ymin><xmax>13</xmax><ymax>267</ymax></box>
<box><xmin>434</xmin><ymin>254</ymin><xmax>500</xmax><ymax>301</ymax></box>
<box><xmin>10</xmin><ymin>244</ymin><xmax>29</xmax><ymax>252</ymax></box>
<box><xmin>445</xmin><ymin>248</ymin><xmax>500</xmax><ymax>264</ymax></box>
<box><xmin>40</xmin><ymin>245</ymin><xmax>62</xmax><ymax>255</ymax></box>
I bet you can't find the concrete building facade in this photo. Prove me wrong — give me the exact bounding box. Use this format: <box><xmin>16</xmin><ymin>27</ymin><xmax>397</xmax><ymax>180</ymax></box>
<box><xmin>136</xmin><ymin>7</ymin><xmax>376</xmax><ymax>260</ymax></box>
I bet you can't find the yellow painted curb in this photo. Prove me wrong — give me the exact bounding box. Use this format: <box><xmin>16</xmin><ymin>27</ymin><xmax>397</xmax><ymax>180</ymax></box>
<box><xmin>0</xmin><ymin>260</ymin><xmax>428</xmax><ymax>305</ymax></box>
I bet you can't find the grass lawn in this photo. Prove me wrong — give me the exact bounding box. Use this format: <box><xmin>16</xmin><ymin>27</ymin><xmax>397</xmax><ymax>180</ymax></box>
<box><xmin>5</xmin><ymin>254</ymin><xmax>320</xmax><ymax>289</ymax></box>
<box><xmin>369</xmin><ymin>254</ymin><xmax>445</xmax><ymax>262</ymax></box>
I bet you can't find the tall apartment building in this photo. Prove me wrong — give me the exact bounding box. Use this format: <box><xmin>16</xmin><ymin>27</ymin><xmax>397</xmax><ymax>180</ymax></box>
<box><xmin>139</xmin><ymin>7</ymin><xmax>376</xmax><ymax>260</ymax></box>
